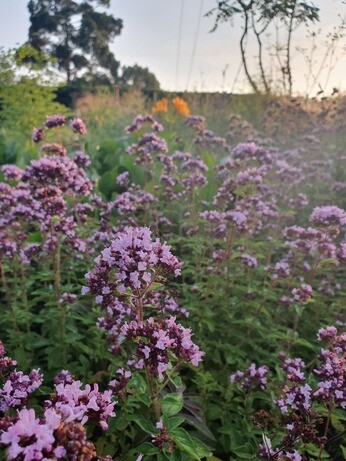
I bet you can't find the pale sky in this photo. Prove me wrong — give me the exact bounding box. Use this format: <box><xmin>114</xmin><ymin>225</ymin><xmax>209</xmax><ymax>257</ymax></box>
<box><xmin>1</xmin><ymin>0</ymin><xmax>345</xmax><ymax>95</ymax></box>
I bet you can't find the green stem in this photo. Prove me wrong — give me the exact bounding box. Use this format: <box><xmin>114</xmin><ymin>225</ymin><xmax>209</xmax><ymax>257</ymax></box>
<box><xmin>145</xmin><ymin>365</ymin><xmax>161</xmax><ymax>420</ymax></box>
<box><xmin>53</xmin><ymin>238</ymin><xmax>61</xmax><ymax>300</ymax></box>
<box><xmin>0</xmin><ymin>262</ymin><xmax>8</xmax><ymax>305</ymax></box>
<box><xmin>52</xmin><ymin>232</ymin><xmax>66</xmax><ymax>366</ymax></box>
<box><xmin>287</xmin><ymin>251</ymin><xmax>323</xmax><ymax>355</ymax></box>
<box><xmin>19</xmin><ymin>263</ymin><xmax>30</xmax><ymax>332</ymax></box>
<box><xmin>0</xmin><ymin>263</ymin><xmax>20</xmax><ymax>338</ymax></box>
<box><xmin>225</xmin><ymin>232</ymin><xmax>233</xmax><ymax>307</ymax></box>
<box><xmin>157</xmin><ymin>364</ymin><xmax>180</xmax><ymax>392</ymax></box>
<box><xmin>136</xmin><ymin>294</ymin><xmax>161</xmax><ymax>420</ymax></box>
<box><xmin>317</xmin><ymin>405</ymin><xmax>333</xmax><ymax>461</ymax></box>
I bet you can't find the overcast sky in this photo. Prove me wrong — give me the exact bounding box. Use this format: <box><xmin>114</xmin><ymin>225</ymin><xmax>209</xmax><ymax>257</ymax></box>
<box><xmin>0</xmin><ymin>0</ymin><xmax>345</xmax><ymax>95</ymax></box>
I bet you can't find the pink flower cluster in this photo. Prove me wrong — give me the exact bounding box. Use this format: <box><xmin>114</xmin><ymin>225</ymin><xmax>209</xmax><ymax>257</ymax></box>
<box><xmin>275</xmin><ymin>212</ymin><xmax>346</xmax><ymax>306</ymax></box>
<box><xmin>112</xmin><ymin>185</ymin><xmax>156</xmax><ymax>215</ymax></box>
<box><xmin>126</xmin><ymin>132</ymin><xmax>168</xmax><ymax>164</ymax></box>
<box><xmin>125</xmin><ymin>114</ymin><xmax>163</xmax><ymax>133</ymax></box>
<box><xmin>279</xmin><ymin>356</ymin><xmax>306</xmax><ymax>382</ymax></box>
<box><xmin>22</xmin><ymin>155</ymin><xmax>92</xmax><ymax>196</ymax></box>
<box><xmin>122</xmin><ymin>316</ymin><xmax>203</xmax><ymax>379</ymax></box>
<box><xmin>291</xmin><ymin>284</ymin><xmax>313</xmax><ymax>303</ymax></box>
<box><xmin>0</xmin><ymin>116</ymin><xmax>94</xmax><ymax>263</ymax></box>
<box><xmin>45</xmin><ymin>114</ymin><xmax>66</xmax><ymax>129</ymax></box>
<box><xmin>200</xmin><ymin>209</ymin><xmax>249</xmax><ymax>237</ymax></box>
<box><xmin>0</xmin><ymin>370</ymin><xmax>43</xmax><ymax>413</ymax></box>
<box><xmin>0</xmin><ymin>341</ymin><xmax>43</xmax><ymax>413</ymax></box>
<box><xmin>240</xmin><ymin>253</ymin><xmax>258</xmax><ymax>268</ymax></box>
<box><xmin>151</xmin><ymin>419</ymin><xmax>173</xmax><ymax>451</ymax></box>
<box><xmin>0</xmin><ymin>341</ymin><xmax>116</xmax><ymax>461</ymax></box>
<box><xmin>116</xmin><ymin>171</ymin><xmax>129</xmax><ymax>186</ymax></box>
<box><xmin>259</xmin><ymin>443</ymin><xmax>302</xmax><ymax>461</ymax></box>
<box><xmin>47</xmin><ymin>380</ymin><xmax>115</xmax><ymax>430</ymax></box>
<box><xmin>275</xmin><ymin>353</ymin><xmax>313</xmax><ymax>415</ymax></box>
<box><xmin>276</xmin><ymin>383</ymin><xmax>312</xmax><ymax>414</ymax></box>
<box><xmin>73</xmin><ymin>150</ymin><xmax>91</xmax><ymax>168</ymax></box>
<box><xmin>1</xmin><ymin>165</ymin><xmax>24</xmax><ymax>182</ymax></box>
<box><xmin>0</xmin><ymin>342</ymin><xmax>16</xmax><ymax>373</ymax></box>
<box><xmin>310</xmin><ymin>205</ymin><xmax>346</xmax><ymax>228</ymax></box>
<box><xmin>199</xmin><ymin>142</ymin><xmax>279</xmax><ymax>245</ymax></box>
<box><xmin>230</xmin><ymin>363</ymin><xmax>269</xmax><ymax>390</ymax></box>
<box><xmin>158</xmin><ymin>151</ymin><xmax>208</xmax><ymax>200</ymax></box>
<box><xmin>0</xmin><ymin>407</ymin><xmax>112</xmax><ymax>460</ymax></box>
<box><xmin>84</xmin><ymin>226</ymin><xmax>203</xmax><ymax>380</ymax></box>
<box><xmin>313</xmin><ymin>326</ymin><xmax>345</xmax><ymax>408</ymax></box>
<box><xmin>109</xmin><ymin>368</ymin><xmax>132</xmax><ymax>399</ymax></box>
<box><xmin>1</xmin><ymin>408</ymin><xmax>65</xmax><ymax>461</ymax></box>
<box><xmin>84</xmin><ymin>227</ymin><xmax>181</xmax><ymax>298</ymax></box>
<box><xmin>146</xmin><ymin>292</ymin><xmax>189</xmax><ymax>318</ymax></box>
<box><xmin>70</xmin><ymin>118</ymin><xmax>87</xmax><ymax>136</ymax></box>
<box><xmin>256</xmin><ymin>326</ymin><xmax>345</xmax><ymax>460</ymax></box>
<box><xmin>32</xmin><ymin>114</ymin><xmax>87</xmax><ymax>145</ymax></box>
<box><xmin>185</xmin><ymin>115</ymin><xmax>205</xmax><ymax>132</ymax></box>
<box><xmin>194</xmin><ymin>129</ymin><xmax>227</xmax><ymax>148</ymax></box>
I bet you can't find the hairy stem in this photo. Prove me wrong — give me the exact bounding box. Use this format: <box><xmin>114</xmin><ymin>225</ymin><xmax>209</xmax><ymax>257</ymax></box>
<box><xmin>0</xmin><ymin>262</ymin><xmax>8</xmax><ymax>305</ymax></box>
<box><xmin>136</xmin><ymin>293</ymin><xmax>161</xmax><ymax>420</ymax></box>
<box><xmin>19</xmin><ymin>263</ymin><xmax>30</xmax><ymax>333</ymax></box>
<box><xmin>317</xmin><ymin>405</ymin><xmax>333</xmax><ymax>461</ymax></box>
<box><xmin>51</xmin><ymin>230</ymin><xmax>66</xmax><ymax>365</ymax></box>
<box><xmin>1</xmin><ymin>263</ymin><xmax>20</xmax><ymax>336</ymax></box>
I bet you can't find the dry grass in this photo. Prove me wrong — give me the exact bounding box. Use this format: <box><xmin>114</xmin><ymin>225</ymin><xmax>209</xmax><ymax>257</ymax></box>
<box><xmin>75</xmin><ymin>86</ymin><xmax>146</xmax><ymax>134</ymax></box>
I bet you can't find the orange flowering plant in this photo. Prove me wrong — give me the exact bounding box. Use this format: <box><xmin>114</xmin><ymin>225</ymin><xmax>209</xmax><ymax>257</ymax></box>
<box><xmin>151</xmin><ymin>97</ymin><xmax>190</xmax><ymax>117</ymax></box>
<box><xmin>172</xmin><ymin>96</ymin><xmax>190</xmax><ymax>116</ymax></box>
<box><xmin>151</xmin><ymin>98</ymin><xmax>168</xmax><ymax>113</ymax></box>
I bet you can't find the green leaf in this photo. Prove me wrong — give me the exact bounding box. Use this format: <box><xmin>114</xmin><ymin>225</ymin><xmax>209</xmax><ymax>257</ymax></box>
<box><xmin>136</xmin><ymin>393</ymin><xmax>152</xmax><ymax>407</ymax></box>
<box><xmin>109</xmin><ymin>415</ymin><xmax>127</xmax><ymax>431</ymax></box>
<box><xmin>98</xmin><ymin>167</ymin><xmax>118</xmax><ymax>199</ymax></box>
<box><xmin>319</xmin><ymin>258</ymin><xmax>337</xmax><ymax>266</ymax></box>
<box><xmin>294</xmin><ymin>338</ymin><xmax>315</xmax><ymax>351</ymax></box>
<box><xmin>161</xmin><ymin>393</ymin><xmax>183</xmax><ymax>416</ymax></box>
<box><xmin>163</xmin><ymin>415</ymin><xmax>185</xmax><ymax>431</ymax></box>
<box><xmin>169</xmin><ymin>374</ymin><xmax>183</xmax><ymax>389</ymax></box>
<box><xmin>131</xmin><ymin>416</ymin><xmax>156</xmax><ymax>434</ymax></box>
<box><xmin>171</xmin><ymin>427</ymin><xmax>212</xmax><ymax>460</ymax></box>
<box><xmin>135</xmin><ymin>442</ymin><xmax>160</xmax><ymax>456</ymax></box>
<box><xmin>130</xmin><ymin>372</ymin><xmax>147</xmax><ymax>394</ymax></box>
<box><xmin>231</xmin><ymin>449</ymin><xmax>255</xmax><ymax>459</ymax></box>
<box><xmin>37</xmin><ymin>386</ymin><xmax>53</xmax><ymax>395</ymax></box>
<box><xmin>169</xmin><ymin>448</ymin><xmax>198</xmax><ymax>461</ymax></box>
<box><xmin>27</xmin><ymin>231</ymin><xmax>42</xmax><ymax>243</ymax></box>
<box><xmin>180</xmin><ymin>413</ymin><xmax>215</xmax><ymax>442</ymax></box>
<box><xmin>305</xmin><ymin>443</ymin><xmax>329</xmax><ymax>458</ymax></box>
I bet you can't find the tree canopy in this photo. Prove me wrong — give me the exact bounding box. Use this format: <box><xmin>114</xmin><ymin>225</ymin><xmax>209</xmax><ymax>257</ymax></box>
<box><xmin>121</xmin><ymin>65</ymin><xmax>161</xmax><ymax>93</ymax></box>
<box><xmin>208</xmin><ymin>1</ymin><xmax>320</xmax><ymax>94</ymax></box>
<box><xmin>27</xmin><ymin>0</ymin><xmax>123</xmax><ymax>82</ymax></box>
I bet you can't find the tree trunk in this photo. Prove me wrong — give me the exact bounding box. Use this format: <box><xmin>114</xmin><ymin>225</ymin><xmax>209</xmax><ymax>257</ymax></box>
<box><xmin>251</xmin><ymin>13</ymin><xmax>270</xmax><ymax>93</ymax></box>
<box><xmin>286</xmin><ymin>4</ymin><xmax>296</xmax><ymax>95</ymax></box>
<box><xmin>239</xmin><ymin>7</ymin><xmax>259</xmax><ymax>93</ymax></box>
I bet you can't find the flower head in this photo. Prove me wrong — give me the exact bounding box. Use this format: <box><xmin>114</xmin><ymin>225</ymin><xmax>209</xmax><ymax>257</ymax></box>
<box><xmin>45</xmin><ymin>114</ymin><xmax>66</xmax><ymax>129</ymax></box>
<box><xmin>310</xmin><ymin>206</ymin><xmax>346</xmax><ymax>228</ymax></box>
<box><xmin>32</xmin><ymin>127</ymin><xmax>44</xmax><ymax>143</ymax></box>
<box><xmin>85</xmin><ymin>227</ymin><xmax>182</xmax><ymax>302</ymax></box>
<box><xmin>172</xmin><ymin>97</ymin><xmax>190</xmax><ymax>116</ymax></box>
<box><xmin>152</xmin><ymin>98</ymin><xmax>168</xmax><ymax>113</ymax></box>
<box><xmin>70</xmin><ymin>118</ymin><xmax>87</xmax><ymax>135</ymax></box>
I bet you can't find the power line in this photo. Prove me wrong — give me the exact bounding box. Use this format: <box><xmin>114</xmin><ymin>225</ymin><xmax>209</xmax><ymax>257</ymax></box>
<box><xmin>185</xmin><ymin>0</ymin><xmax>204</xmax><ymax>92</ymax></box>
<box><xmin>175</xmin><ymin>0</ymin><xmax>185</xmax><ymax>91</ymax></box>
